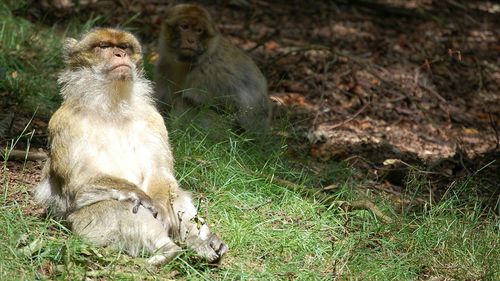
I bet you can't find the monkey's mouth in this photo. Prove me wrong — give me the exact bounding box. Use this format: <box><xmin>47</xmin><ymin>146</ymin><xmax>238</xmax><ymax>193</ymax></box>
<box><xmin>177</xmin><ymin>49</ymin><xmax>200</xmax><ymax>63</ymax></box>
<box><xmin>178</xmin><ymin>48</ymin><xmax>197</xmax><ymax>56</ymax></box>
<box><xmin>107</xmin><ymin>64</ymin><xmax>133</xmax><ymax>80</ymax></box>
<box><xmin>111</xmin><ymin>64</ymin><xmax>132</xmax><ymax>71</ymax></box>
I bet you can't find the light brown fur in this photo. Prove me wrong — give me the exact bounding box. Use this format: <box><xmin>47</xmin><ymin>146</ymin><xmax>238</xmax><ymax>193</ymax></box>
<box><xmin>35</xmin><ymin>27</ymin><xmax>228</xmax><ymax>265</ymax></box>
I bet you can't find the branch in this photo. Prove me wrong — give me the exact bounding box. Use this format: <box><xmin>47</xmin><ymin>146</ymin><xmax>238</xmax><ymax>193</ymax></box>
<box><xmin>341</xmin><ymin>199</ymin><xmax>393</xmax><ymax>223</ymax></box>
<box><xmin>267</xmin><ymin>176</ymin><xmax>394</xmax><ymax>223</ymax></box>
<box><xmin>2</xmin><ymin>149</ymin><xmax>48</xmax><ymax>161</ymax></box>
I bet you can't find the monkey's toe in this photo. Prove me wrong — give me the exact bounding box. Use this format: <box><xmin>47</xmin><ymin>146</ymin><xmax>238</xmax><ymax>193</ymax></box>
<box><xmin>206</xmin><ymin>235</ymin><xmax>228</xmax><ymax>263</ymax></box>
<box><xmin>209</xmin><ymin>235</ymin><xmax>228</xmax><ymax>258</ymax></box>
<box><xmin>205</xmin><ymin>249</ymin><xmax>221</xmax><ymax>263</ymax></box>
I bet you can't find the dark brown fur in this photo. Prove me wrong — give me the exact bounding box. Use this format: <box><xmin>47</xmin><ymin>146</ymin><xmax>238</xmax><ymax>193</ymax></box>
<box><xmin>156</xmin><ymin>4</ymin><xmax>271</xmax><ymax>135</ymax></box>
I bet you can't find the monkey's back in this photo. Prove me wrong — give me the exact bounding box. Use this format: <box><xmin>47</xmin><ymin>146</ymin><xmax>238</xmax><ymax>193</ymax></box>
<box><xmin>184</xmin><ymin>38</ymin><xmax>270</xmax><ymax>117</ymax></box>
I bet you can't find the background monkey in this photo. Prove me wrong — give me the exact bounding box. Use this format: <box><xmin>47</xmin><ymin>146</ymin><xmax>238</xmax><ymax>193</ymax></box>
<box><xmin>35</xmin><ymin>27</ymin><xmax>228</xmax><ymax>265</ymax></box>
<box><xmin>155</xmin><ymin>4</ymin><xmax>271</xmax><ymax>135</ymax></box>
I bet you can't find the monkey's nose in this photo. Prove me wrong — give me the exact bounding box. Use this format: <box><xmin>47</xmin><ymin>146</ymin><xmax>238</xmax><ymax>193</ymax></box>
<box><xmin>114</xmin><ymin>50</ymin><xmax>127</xmax><ymax>57</ymax></box>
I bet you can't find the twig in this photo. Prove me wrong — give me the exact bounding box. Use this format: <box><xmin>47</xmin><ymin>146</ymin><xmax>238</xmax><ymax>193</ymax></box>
<box><xmin>340</xmin><ymin>199</ymin><xmax>393</xmax><ymax>223</ymax></box>
<box><xmin>269</xmin><ymin>42</ymin><xmax>405</xmax><ymax>98</ymax></box>
<box><xmin>440</xmin><ymin>180</ymin><xmax>456</xmax><ymax>201</ymax></box>
<box><xmin>266</xmin><ymin>176</ymin><xmax>394</xmax><ymax>223</ymax></box>
<box><xmin>472</xmin><ymin>160</ymin><xmax>496</xmax><ymax>176</ymax></box>
<box><xmin>322</xmin><ymin>101</ymin><xmax>371</xmax><ymax>130</ymax></box>
<box><xmin>312</xmin><ymin>44</ymin><xmax>389</xmax><ymax>85</ymax></box>
<box><xmin>419</xmin><ymin>83</ymin><xmax>448</xmax><ymax>104</ymax></box>
<box><xmin>246</xmin><ymin>29</ymin><xmax>279</xmax><ymax>53</ymax></box>
<box><xmin>460</xmin><ymin>152</ymin><xmax>471</xmax><ymax>174</ymax></box>
<box><xmin>365</xmin><ymin>182</ymin><xmax>426</xmax><ymax>204</ymax></box>
<box><xmin>489</xmin><ymin>112</ymin><xmax>499</xmax><ymax>149</ymax></box>
<box><xmin>383</xmin><ymin>158</ymin><xmax>442</xmax><ymax>175</ymax></box>
<box><xmin>2</xmin><ymin>149</ymin><xmax>48</xmax><ymax>161</ymax></box>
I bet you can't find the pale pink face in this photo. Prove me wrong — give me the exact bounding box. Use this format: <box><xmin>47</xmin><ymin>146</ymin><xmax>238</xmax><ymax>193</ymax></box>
<box><xmin>94</xmin><ymin>41</ymin><xmax>135</xmax><ymax>80</ymax></box>
<box><xmin>64</xmin><ymin>28</ymin><xmax>143</xmax><ymax>80</ymax></box>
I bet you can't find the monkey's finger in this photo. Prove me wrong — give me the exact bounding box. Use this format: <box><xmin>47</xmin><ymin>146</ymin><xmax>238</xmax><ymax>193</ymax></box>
<box><xmin>217</xmin><ymin>243</ymin><xmax>229</xmax><ymax>257</ymax></box>
<box><xmin>209</xmin><ymin>235</ymin><xmax>228</xmax><ymax>257</ymax></box>
<box><xmin>147</xmin><ymin>206</ymin><xmax>159</xmax><ymax>218</ymax></box>
<box><xmin>137</xmin><ymin>199</ymin><xmax>159</xmax><ymax>218</ymax></box>
<box><xmin>132</xmin><ymin>199</ymin><xmax>140</xmax><ymax>213</ymax></box>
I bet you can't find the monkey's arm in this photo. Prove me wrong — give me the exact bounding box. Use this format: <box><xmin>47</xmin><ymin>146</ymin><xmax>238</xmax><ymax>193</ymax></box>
<box><xmin>154</xmin><ymin>62</ymin><xmax>175</xmax><ymax>113</ymax></box>
<box><xmin>232</xmin><ymin>58</ymin><xmax>271</xmax><ymax>134</ymax></box>
<box><xmin>73</xmin><ymin>177</ymin><xmax>160</xmax><ymax>217</ymax></box>
<box><xmin>46</xmin><ymin>109</ymin><xmax>160</xmax><ymax>216</ymax></box>
<box><xmin>154</xmin><ymin>126</ymin><xmax>229</xmax><ymax>261</ymax></box>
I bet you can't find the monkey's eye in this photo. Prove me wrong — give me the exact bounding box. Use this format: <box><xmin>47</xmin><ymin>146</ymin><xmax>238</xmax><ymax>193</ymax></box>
<box><xmin>194</xmin><ymin>28</ymin><xmax>204</xmax><ymax>34</ymax></box>
<box><xmin>117</xmin><ymin>44</ymin><xmax>130</xmax><ymax>50</ymax></box>
<box><xmin>98</xmin><ymin>42</ymin><xmax>111</xmax><ymax>49</ymax></box>
<box><xmin>179</xmin><ymin>24</ymin><xmax>190</xmax><ymax>31</ymax></box>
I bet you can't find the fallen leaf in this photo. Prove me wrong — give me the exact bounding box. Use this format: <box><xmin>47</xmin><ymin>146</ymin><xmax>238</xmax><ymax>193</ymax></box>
<box><xmin>265</xmin><ymin>40</ymin><xmax>280</xmax><ymax>51</ymax></box>
<box><xmin>463</xmin><ymin>127</ymin><xmax>479</xmax><ymax>135</ymax></box>
<box><xmin>383</xmin><ymin>159</ymin><xmax>400</xmax><ymax>166</ymax></box>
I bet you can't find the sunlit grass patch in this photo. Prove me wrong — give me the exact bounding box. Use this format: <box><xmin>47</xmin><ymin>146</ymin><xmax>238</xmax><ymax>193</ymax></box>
<box><xmin>0</xmin><ymin>2</ymin><xmax>498</xmax><ymax>280</ymax></box>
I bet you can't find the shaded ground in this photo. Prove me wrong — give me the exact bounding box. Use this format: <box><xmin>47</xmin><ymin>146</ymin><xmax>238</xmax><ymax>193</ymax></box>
<box><xmin>2</xmin><ymin>0</ymin><xmax>499</xmax><ymax>209</ymax></box>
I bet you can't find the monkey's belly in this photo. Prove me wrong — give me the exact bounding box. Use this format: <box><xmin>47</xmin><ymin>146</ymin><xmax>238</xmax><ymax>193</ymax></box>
<box><xmin>82</xmin><ymin>123</ymin><xmax>163</xmax><ymax>190</ymax></box>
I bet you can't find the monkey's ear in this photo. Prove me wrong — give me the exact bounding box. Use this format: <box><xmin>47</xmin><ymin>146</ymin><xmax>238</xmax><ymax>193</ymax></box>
<box><xmin>62</xmin><ymin>38</ymin><xmax>78</xmax><ymax>58</ymax></box>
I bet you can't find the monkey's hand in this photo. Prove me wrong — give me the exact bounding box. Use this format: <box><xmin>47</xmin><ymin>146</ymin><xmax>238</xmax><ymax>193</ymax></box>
<box><xmin>75</xmin><ymin>183</ymin><xmax>162</xmax><ymax>219</ymax></box>
<box><xmin>128</xmin><ymin>191</ymin><xmax>160</xmax><ymax>218</ymax></box>
<box><xmin>78</xmin><ymin>178</ymin><xmax>163</xmax><ymax>218</ymax></box>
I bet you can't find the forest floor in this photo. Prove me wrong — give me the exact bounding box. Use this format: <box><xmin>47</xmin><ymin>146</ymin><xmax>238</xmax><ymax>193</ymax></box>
<box><xmin>0</xmin><ymin>0</ymin><xmax>499</xmax><ymax>279</ymax></box>
<box><xmin>3</xmin><ymin>0</ymin><xmax>498</xmax><ymax>210</ymax></box>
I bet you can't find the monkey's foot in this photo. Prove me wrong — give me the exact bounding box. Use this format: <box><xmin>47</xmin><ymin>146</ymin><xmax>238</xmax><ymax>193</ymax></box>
<box><xmin>147</xmin><ymin>242</ymin><xmax>182</xmax><ymax>266</ymax></box>
<box><xmin>208</xmin><ymin>234</ymin><xmax>229</xmax><ymax>262</ymax></box>
<box><xmin>188</xmin><ymin>234</ymin><xmax>228</xmax><ymax>263</ymax></box>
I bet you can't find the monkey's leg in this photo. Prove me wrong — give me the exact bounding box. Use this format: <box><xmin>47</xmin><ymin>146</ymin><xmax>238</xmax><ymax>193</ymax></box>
<box><xmin>236</xmin><ymin>104</ymin><xmax>269</xmax><ymax>135</ymax></box>
<box><xmin>171</xmin><ymin>190</ymin><xmax>228</xmax><ymax>262</ymax></box>
<box><xmin>68</xmin><ymin>200</ymin><xmax>182</xmax><ymax>266</ymax></box>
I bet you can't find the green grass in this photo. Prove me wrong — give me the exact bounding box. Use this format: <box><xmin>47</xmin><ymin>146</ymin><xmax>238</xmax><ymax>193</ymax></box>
<box><xmin>1</xmin><ymin>4</ymin><xmax>499</xmax><ymax>281</ymax></box>
<box><xmin>0</xmin><ymin>1</ymin><xmax>105</xmax><ymax>117</ymax></box>
<box><xmin>1</xmin><ymin>130</ymin><xmax>498</xmax><ymax>280</ymax></box>
<box><xmin>0</xmin><ymin>2</ymin><xmax>61</xmax><ymax>116</ymax></box>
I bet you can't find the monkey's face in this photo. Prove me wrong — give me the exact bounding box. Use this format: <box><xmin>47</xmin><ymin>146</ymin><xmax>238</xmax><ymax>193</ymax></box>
<box><xmin>162</xmin><ymin>5</ymin><xmax>218</xmax><ymax>63</ymax></box>
<box><xmin>94</xmin><ymin>42</ymin><xmax>135</xmax><ymax>80</ymax></box>
<box><xmin>64</xmin><ymin>28</ymin><xmax>143</xmax><ymax>81</ymax></box>
<box><xmin>178</xmin><ymin>19</ymin><xmax>205</xmax><ymax>60</ymax></box>
<box><xmin>169</xmin><ymin>18</ymin><xmax>206</xmax><ymax>62</ymax></box>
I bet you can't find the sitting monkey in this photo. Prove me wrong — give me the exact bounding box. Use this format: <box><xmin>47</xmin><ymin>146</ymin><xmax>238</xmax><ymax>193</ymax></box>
<box><xmin>155</xmin><ymin>4</ymin><xmax>271</xmax><ymax>135</ymax></box>
<box><xmin>35</xmin><ymin>27</ymin><xmax>228</xmax><ymax>265</ymax></box>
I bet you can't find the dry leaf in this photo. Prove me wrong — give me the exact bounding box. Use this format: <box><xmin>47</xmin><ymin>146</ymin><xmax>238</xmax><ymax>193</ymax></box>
<box><xmin>463</xmin><ymin>128</ymin><xmax>479</xmax><ymax>135</ymax></box>
<box><xmin>383</xmin><ymin>159</ymin><xmax>400</xmax><ymax>166</ymax></box>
